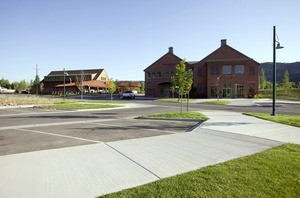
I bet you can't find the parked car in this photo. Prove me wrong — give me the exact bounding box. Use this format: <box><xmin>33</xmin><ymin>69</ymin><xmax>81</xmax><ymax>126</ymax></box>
<box><xmin>122</xmin><ymin>91</ymin><xmax>135</xmax><ymax>99</ymax></box>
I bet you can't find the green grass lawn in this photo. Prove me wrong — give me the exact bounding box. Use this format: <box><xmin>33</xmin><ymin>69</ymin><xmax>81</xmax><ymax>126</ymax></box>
<box><xmin>203</xmin><ymin>100</ymin><xmax>230</xmax><ymax>105</ymax></box>
<box><xmin>244</xmin><ymin>112</ymin><xmax>300</xmax><ymax>127</ymax></box>
<box><xmin>42</xmin><ymin>102</ymin><xmax>123</xmax><ymax>110</ymax></box>
<box><xmin>101</xmin><ymin>144</ymin><xmax>300</xmax><ymax>197</ymax></box>
<box><xmin>146</xmin><ymin>111</ymin><xmax>208</xmax><ymax>120</ymax></box>
<box><xmin>155</xmin><ymin>98</ymin><xmax>195</xmax><ymax>103</ymax></box>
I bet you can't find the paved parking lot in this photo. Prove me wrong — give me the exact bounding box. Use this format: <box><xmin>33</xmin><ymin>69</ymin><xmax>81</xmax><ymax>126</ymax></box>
<box><xmin>0</xmin><ymin>106</ymin><xmax>199</xmax><ymax>156</ymax></box>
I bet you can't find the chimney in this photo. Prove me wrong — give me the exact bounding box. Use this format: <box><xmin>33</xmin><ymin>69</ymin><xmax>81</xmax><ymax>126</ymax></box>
<box><xmin>221</xmin><ymin>39</ymin><xmax>227</xmax><ymax>46</ymax></box>
<box><xmin>169</xmin><ymin>46</ymin><xmax>173</xmax><ymax>54</ymax></box>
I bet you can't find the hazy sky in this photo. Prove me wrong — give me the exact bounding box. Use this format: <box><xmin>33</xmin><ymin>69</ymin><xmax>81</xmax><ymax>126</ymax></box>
<box><xmin>1</xmin><ymin>0</ymin><xmax>299</xmax><ymax>82</ymax></box>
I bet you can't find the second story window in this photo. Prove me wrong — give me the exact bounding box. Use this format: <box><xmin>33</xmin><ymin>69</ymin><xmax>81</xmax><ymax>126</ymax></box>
<box><xmin>222</xmin><ymin>65</ymin><xmax>232</xmax><ymax>75</ymax></box>
<box><xmin>249</xmin><ymin>66</ymin><xmax>255</xmax><ymax>75</ymax></box>
<box><xmin>157</xmin><ymin>72</ymin><xmax>162</xmax><ymax>77</ymax></box>
<box><xmin>147</xmin><ymin>72</ymin><xmax>151</xmax><ymax>78</ymax></box>
<box><xmin>235</xmin><ymin>65</ymin><xmax>244</xmax><ymax>74</ymax></box>
<box><xmin>197</xmin><ymin>68</ymin><xmax>202</xmax><ymax>76</ymax></box>
<box><xmin>165</xmin><ymin>72</ymin><xmax>170</xmax><ymax>78</ymax></box>
<box><xmin>210</xmin><ymin>66</ymin><xmax>219</xmax><ymax>75</ymax></box>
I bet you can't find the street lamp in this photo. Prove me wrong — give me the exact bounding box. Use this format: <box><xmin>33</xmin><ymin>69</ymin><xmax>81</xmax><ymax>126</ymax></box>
<box><xmin>272</xmin><ymin>26</ymin><xmax>284</xmax><ymax>116</ymax></box>
<box><xmin>63</xmin><ymin>68</ymin><xmax>69</xmax><ymax>101</ymax></box>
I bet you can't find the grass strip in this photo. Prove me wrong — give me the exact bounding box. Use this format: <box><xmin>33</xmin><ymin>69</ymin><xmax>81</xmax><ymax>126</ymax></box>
<box><xmin>203</xmin><ymin>100</ymin><xmax>230</xmax><ymax>105</ymax></box>
<box><xmin>244</xmin><ymin>112</ymin><xmax>300</xmax><ymax>127</ymax></box>
<box><xmin>155</xmin><ymin>98</ymin><xmax>195</xmax><ymax>103</ymax></box>
<box><xmin>43</xmin><ymin>102</ymin><xmax>122</xmax><ymax>110</ymax></box>
<box><xmin>146</xmin><ymin>111</ymin><xmax>208</xmax><ymax>120</ymax></box>
<box><xmin>102</xmin><ymin>144</ymin><xmax>300</xmax><ymax>197</ymax></box>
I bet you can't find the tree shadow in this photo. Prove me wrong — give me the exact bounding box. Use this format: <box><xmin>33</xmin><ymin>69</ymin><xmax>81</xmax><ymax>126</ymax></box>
<box><xmin>203</xmin><ymin>122</ymin><xmax>251</xmax><ymax>126</ymax></box>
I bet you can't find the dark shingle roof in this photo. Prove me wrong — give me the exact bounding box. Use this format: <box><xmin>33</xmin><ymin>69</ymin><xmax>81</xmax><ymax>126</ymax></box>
<box><xmin>47</xmin><ymin>69</ymin><xmax>104</xmax><ymax>76</ymax></box>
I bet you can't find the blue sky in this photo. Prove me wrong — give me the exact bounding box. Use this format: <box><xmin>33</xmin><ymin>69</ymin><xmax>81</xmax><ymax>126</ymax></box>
<box><xmin>0</xmin><ymin>0</ymin><xmax>299</xmax><ymax>82</ymax></box>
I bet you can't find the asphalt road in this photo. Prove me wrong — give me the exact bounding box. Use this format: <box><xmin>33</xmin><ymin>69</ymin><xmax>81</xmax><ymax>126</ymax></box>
<box><xmin>0</xmin><ymin>99</ymin><xmax>299</xmax><ymax>156</ymax></box>
<box><xmin>0</xmin><ymin>103</ymin><xmax>198</xmax><ymax>156</ymax></box>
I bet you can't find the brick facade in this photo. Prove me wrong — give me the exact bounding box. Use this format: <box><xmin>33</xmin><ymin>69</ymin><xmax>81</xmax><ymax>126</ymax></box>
<box><xmin>144</xmin><ymin>47</ymin><xmax>192</xmax><ymax>97</ymax></box>
<box><xmin>145</xmin><ymin>40</ymin><xmax>259</xmax><ymax>98</ymax></box>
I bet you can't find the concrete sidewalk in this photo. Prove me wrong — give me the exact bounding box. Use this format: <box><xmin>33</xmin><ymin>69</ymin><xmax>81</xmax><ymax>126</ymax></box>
<box><xmin>1</xmin><ymin>110</ymin><xmax>299</xmax><ymax>197</ymax></box>
<box><xmin>199</xmin><ymin>110</ymin><xmax>300</xmax><ymax>144</ymax></box>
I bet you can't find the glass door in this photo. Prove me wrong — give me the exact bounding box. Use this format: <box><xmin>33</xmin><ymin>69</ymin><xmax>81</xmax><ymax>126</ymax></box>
<box><xmin>222</xmin><ymin>84</ymin><xmax>232</xmax><ymax>98</ymax></box>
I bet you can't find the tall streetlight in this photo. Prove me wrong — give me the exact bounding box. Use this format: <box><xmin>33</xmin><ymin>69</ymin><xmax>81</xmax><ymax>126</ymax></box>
<box><xmin>272</xmin><ymin>26</ymin><xmax>284</xmax><ymax>116</ymax></box>
<box><xmin>63</xmin><ymin>68</ymin><xmax>69</xmax><ymax>101</ymax></box>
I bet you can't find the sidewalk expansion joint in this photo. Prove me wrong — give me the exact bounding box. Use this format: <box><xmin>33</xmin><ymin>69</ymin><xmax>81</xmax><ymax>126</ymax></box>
<box><xmin>104</xmin><ymin>142</ymin><xmax>161</xmax><ymax>180</ymax></box>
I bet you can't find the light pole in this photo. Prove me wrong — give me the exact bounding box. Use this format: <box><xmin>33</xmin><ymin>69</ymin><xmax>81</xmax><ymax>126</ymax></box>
<box><xmin>63</xmin><ymin>68</ymin><xmax>66</xmax><ymax>101</ymax></box>
<box><xmin>63</xmin><ymin>68</ymin><xmax>69</xmax><ymax>101</ymax></box>
<box><xmin>272</xmin><ymin>26</ymin><xmax>284</xmax><ymax>116</ymax></box>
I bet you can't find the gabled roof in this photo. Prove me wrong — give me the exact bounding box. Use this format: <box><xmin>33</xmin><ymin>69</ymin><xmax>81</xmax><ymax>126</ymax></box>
<box><xmin>199</xmin><ymin>41</ymin><xmax>259</xmax><ymax>65</ymax></box>
<box><xmin>55</xmin><ymin>80</ymin><xmax>107</xmax><ymax>88</ymax></box>
<box><xmin>144</xmin><ymin>47</ymin><xmax>183</xmax><ymax>72</ymax></box>
<box><xmin>47</xmin><ymin>69</ymin><xmax>104</xmax><ymax>76</ymax></box>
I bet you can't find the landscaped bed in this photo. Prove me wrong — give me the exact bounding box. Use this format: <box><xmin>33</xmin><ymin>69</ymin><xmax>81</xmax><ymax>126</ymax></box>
<box><xmin>145</xmin><ymin>111</ymin><xmax>208</xmax><ymax>121</ymax></box>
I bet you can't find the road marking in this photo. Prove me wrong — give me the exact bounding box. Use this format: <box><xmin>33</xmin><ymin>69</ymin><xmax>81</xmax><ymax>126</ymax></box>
<box><xmin>16</xmin><ymin>128</ymin><xmax>101</xmax><ymax>143</ymax></box>
<box><xmin>0</xmin><ymin>118</ymin><xmax>116</xmax><ymax>131</ymax></box>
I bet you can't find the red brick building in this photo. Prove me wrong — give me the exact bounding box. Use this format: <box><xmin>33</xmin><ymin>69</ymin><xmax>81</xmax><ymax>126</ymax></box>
<box><xmin>144</xmin><ymin>40</ymin><xmax>259</xmax><ymax>98</ymax></box>
<box><xmin>144</xmin><ymin>47</ymin><xmax>192</xmax><ymax>97</ymax></box>
<box><xmin>42</xmin><ymin>69</ymin><xmax>109</xmax><ymax>94</ymax></box>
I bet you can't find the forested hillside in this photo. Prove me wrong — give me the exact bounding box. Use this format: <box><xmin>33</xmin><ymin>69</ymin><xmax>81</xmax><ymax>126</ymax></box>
<box><xmin>260</xmin><ymin>62</ymin><xmax>300</xmax><ymax>84</ymax></box>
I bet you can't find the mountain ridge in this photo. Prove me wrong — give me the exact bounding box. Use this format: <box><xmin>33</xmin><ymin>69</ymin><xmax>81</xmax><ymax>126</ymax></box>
<box><xmin>259</xmin><ymin>62</ymin><xmax>300</xmax><ymax>84</ymax></box>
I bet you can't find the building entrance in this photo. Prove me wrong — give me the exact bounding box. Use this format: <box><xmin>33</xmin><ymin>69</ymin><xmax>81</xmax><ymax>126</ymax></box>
<box><xmin>222</xmin><ymin>84</ymin><xmax>232</xmax><ymax>98</ymax></box>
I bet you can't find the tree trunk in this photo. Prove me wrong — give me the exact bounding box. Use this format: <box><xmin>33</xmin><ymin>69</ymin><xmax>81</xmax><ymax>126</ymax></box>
<box><xmin>180</xmin><ymin>95</ymin><xmax>183</xmax><ymax>113</ymax></box>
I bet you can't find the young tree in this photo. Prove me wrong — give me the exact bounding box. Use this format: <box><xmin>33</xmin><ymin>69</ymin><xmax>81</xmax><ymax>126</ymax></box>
<box><xmin>282</xmin><ymin>69</ymin><xmax>291</xmax><ymax>92</ymax></box>
<box><xmin>172</xmin><ymin>59</ymin><xmax>193</xmax><ymax>113</ymax></box>
<box><xmin>259</xmin><ymin>68</ymin><xmax>267</xmax><ymax>90</ymax></box>
<box><xmin>33</xmin><ymin>75</ymin><xmax>40</xmax><ymax>95</ymax></box>
<box><xmin>39</xmin><ymin>82</ymin><xmax>44</xmax><ymax>94</ymax></box>
<box><xmin>107</xmin><ymin>78</ymin><xmax>116</xmax><ymax>101</ymax></box>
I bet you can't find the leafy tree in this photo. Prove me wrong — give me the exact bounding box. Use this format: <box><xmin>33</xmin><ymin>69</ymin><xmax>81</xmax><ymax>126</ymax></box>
<box><xmin>282</xmin><ymin>69</ymin><xmax>292</xmax><ymax>92</ymax></box>
<box><xmin>11</xmin><ymin>81</ymin><xmax>19</xmax><ymax>90</ymax></box>
<box><xmin>16</xmin><ymin>80</ymin><xmax>28</xmax><ymax>93</ymax></box>
<box><xmin>33</xmin><ymin>75</ymin><xmax>40</xmax><ymax>85</ymax></box>
<box><xmin>39</xmin><ymin>82</ymin><xmax>44</xmax><ymax>94</ymax></box>
<box><xmin>140</xmin><ymin>82</ymin><xmax>145</xmax><ymax>94</ymax></box>
<box><xmin>259</xmin><ymin>68</ymin><xmax>267</xmax><ymax>90</ymax></box>
<box><xmin>33</xmin><ymin>75</ymin><xmax>40</xmax><ymax>94</ymax></box>
<box><xmin>0</xmin><ymin>78</ymin><xmax>10</xmax><ymax>89</ymax></box>
<box><xmin>172</xmin><ymin>59</ymin><xmax>193</xmax><ymax>113</ymax></box>
<box><xmin>114</xmin><ymin>79</ymin><xmax>120</xmax><ymax>93</ymax></box>
<box><xmin>107</xmin><ymin>78</ymin><xmax>116</xmax><ymax>101</ymax></box>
